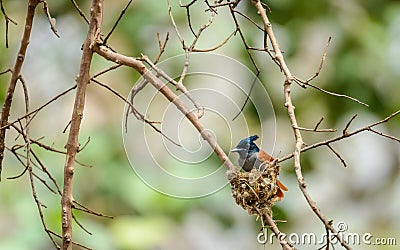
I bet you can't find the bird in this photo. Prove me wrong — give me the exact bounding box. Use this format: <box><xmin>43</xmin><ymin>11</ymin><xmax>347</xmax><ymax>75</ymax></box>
<box><xmin>231</xmin><ymin>135</ymin><xmax>288</xmax><ymax>200</ymax></box>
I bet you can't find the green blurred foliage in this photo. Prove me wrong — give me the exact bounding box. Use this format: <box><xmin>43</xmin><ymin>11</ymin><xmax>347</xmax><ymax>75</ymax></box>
<box><xmin>0</xmin><ymin>1</ymin><xmax>399</xmax><ymax>250</ymax></box>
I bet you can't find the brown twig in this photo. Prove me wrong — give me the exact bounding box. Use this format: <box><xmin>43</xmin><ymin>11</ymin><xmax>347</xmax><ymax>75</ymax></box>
<box><xmin>73</xmin><ymin>200</ymin><xmax>114</xmax><ymax>218</ymax></box>
<box><xmin>279</xmin><ymin>110</ymin><xmax>400</xmax><ymax>162</ymax></box>
<box><xmin>232</xmin><ymin>72</ymin><xmax>260</xmax><ymax>121</ymax></box>
<box><xmin>192</xmin><ymin>29</ymin><xmax>236</xmax><ymax>52</ymax></box>
<box><xmin>103</xmin><ymin>0</ymin><xmax>132</xmax><ymax>44</ymax></box>
<box><xmin>326</xmin><ymin>144</ymin><xmax>347</xmax><ymax>168</ymax></box>
<box><xmin>251</xmin><ymin>1</ymin><xmax>351</xmax><ymax>248</ymax></box>
<box><xmin>294</xmin><ymin>126</ymin><xmax>336</xmax><ymax>133</ymax></box>
<box><xmin>0</xmin><ymin>84</ymin><xmax>76</xmax><ymax>140</ymax></box>
<box><xmin>93</xmin><ymin>43</ymin><xmax>235</xmax><ymax>171</ymax></box>
<box><xmin>61</xmin><ymin>1</ymin><xmax>103</xmax><ymax>249</ymax></box>
<box><xmin>42</xmin><ymin>0</ymin><xmax>60</xmax><ymax>38</ymax></box>
<box><xmin>262</xmin><ymin>214</ymin><xmax>296</xmax><ymax>250</ymax></box>
<box><xmin>343</xmin><ymin>114</ymin><xmax>357</xmax><ymax>135</ymax></box>
<box><xmin>0</xmin><ymin>0</ymin><xmax>18</xmax><ymax>48</ymax></box>
<box><xmin>69</xmin><ymin>0</ymin><xmax>89</xmax><ymax>24</ymax></box>
<box><xmin>49</xmin><ymin>231</ymin><xmax>92</xmax><ymax>250</ymax></box>
<box><xmin>19</xmin><ymin>63</ymin><xmax>60</xmax><ymax>249</ymax></box>
<box><xmin>295</xmin><ymin>77</ymin><xmax>369</xmax><ymax>107</ymax></box>
<box><xmin>72</xmin><ymin>212</ymin><xmax>93</xmax><ymax>235</ymax></box>
<box><xmin>140</xmin><ymin>55</ymin><xmax>204</xmax><ymax>118</ymax></box>
<box><xmin>154</xmin><ymin>32</ymin><xmax>170</xmax><ymax>64</ymax></box>
<box><xmin>0</xmin><ymin>0</ymin><xmax>41</xmax><ymax>181</ymax></box>
<box><xmin>91</xmin><ymin>77</ymin><xmax>181</xmax><ymax>146</ymax></box>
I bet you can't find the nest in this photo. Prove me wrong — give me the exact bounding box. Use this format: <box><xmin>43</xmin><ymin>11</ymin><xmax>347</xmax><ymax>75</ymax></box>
<box><xmin>227</xmin><ymin>162</ymin><xmax>281</xmax><ymax>216</ymax></box>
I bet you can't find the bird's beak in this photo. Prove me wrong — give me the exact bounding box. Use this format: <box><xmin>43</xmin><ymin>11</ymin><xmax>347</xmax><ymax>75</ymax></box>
<box><xmin>231</xmin><ymin>147</ymin><xmax>245</xmax><ymax>153</ymax></box>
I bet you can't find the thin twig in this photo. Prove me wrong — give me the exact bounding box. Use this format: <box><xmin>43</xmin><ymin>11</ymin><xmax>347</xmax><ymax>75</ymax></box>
<box><xmin>192</xmin><ymin>29</ymin><xmax>236</xmax><ymax>52</ymax></box>
<box><xmin>0</xmin><ymin>0</ymin><xmax>41</xmax><ymax>181</ymax></box>
<box><xmin>368</xmin><ymin>128</ymin><xmax>400</xmax><ymax>142</ymax></box>
<box><xmin>314</xmin><ymin>117</ymin><xmax>325</xmax><ymax>131</ymax></box>
<box><xmin>69</xmin><ymin>0</ymin><xmax>89</xmax><ymax>24</ymax></box>
<box><xmin>92</xmin><ymin>64</ymin><xmax>122</xmax><ymax>78</ymax></box>
<box><xmin>0</xmin><ymin>85</ymin><xmax>77</xmax><ymax>131</ymax></box>
<box><xmin>103</xmin><ymin>0</ymin><xmax>133</xmax><ymax>44</ymax></box>
<box><xmin>73</xmin><ymin>200</ymin><xmax>114</xmax><ymax>218</ymax></box>
<box><xmin>232</xmin><ymin>72</ymin><xmax>260</xmax><ymax>121</ymax></box>
<box><xmin>295</xmin><ymin>78</ymin><xmax>369</xmax><ymax>107</ymax></box>
<box><xmin>20</xmin><ymin>60</ymin><xmax>60</xmax><ymax>249</ymax></box>
<box><xmin>262</xmin><ymin>214</ymin><xmax>296</xmax><ymax>250</ymax></box>
<box><xmin>279</xmin><ymin>110</ymin><xmax>400</xmax><ymax>163</ymax></box>
<box><xmin>343</xmin><ymin>114</ymin><xmax>357</xmax><ymax>136</ymax></box>
<box><xmin>154</xmin><ymin>32</ymin><xmax>170</xmax><ymax>64</ymax></box>
<box><xmin>93</xmin><ymin>43</ymin><xmax>236</xmax><ymax>171</ymax></box>
<box><xmin>0</xmin><ymin>0</ymin><xmax>18</xmax><ymax>48</ymax></box>
<box><xmin>49</xmin><ymin>231</ymin><xmax>92</xmax><ymax>250</ymax></box>
<box><xmin>72</xmin><ymin>212</ymin><xmax>93</xmax><ymax>235</ymax></box>
<box><xmin>229</xmin><ymin>5</ymin><xmax>261</xmax><ymax>73</ymax></box>
<box><xmin>91</xmin><ymin>77</ymin><xmax>181</xmax><ymax>147</ymax></box>
<box><xmin>294</xmin><ymin>126</ymin><xmax>336</xmax><ymax>133</ymax></box>
<box><xmin>141</xmin><ymin>55</ymin><xmax>204</xmax><ymax>119</ymax></box>
<box><xmin>326</xmin><ymin>144</ymin><xmax>347</xmax><ymax>167</ymax></box>
<box><xmin>307</xmin><ymin>36</ymin><xmax>331</xmax><ymax>82</ymax></box>
<box><xmin>42</xmin><ymin>1</ymin><xmax>60</xmax><ymax>38</ymax></box>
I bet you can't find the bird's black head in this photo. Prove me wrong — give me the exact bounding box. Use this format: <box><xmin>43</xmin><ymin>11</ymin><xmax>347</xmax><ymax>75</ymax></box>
<box><xmin>231</xmin><ymin>135</ymin><xmax>260</xmax><ymax>156</ymax></box>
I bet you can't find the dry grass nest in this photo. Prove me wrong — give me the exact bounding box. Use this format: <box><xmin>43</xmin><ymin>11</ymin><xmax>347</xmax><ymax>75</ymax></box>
<box><xmin>227</xmin><ymin>162</ymin><xmax>281</xmax><ymax>216</ymax></box>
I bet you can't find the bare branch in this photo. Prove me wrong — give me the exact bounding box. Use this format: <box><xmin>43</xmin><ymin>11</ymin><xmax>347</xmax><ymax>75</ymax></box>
<box><xmin>262</xmin><ymin>214</ymin><xmax>296</xmax><ymax>250</ymax></box>
<box><xmin>42</xmin><ymin>1</ymin><xmax>60</xmax><ymax>38</ymax></box>
<box><xmin>294</xmin><ymin>126</ymin><xmax>336</xmax><ymax>133</ymax></box>
<box><xmin>73</xmin><ymin>200</ymin><xmax>114</xmax><ymax>218</ymax></box>
<box><xmin>326</xmin><ymin>144</ymin><xmax>347</xmax><ymax>168</ymax></box>
<box><xmin>69</xmin><ymin>0</ymin><xmax>89</xmax><ymax>24</ymax></box>
<box><xmin>62</xmin><ymin>1</ymin><xmax>103</xmax><ymax>249</ymax></box>
<box><xmin>251</xmin><ymin>1</ymin><xmax>351</xmax><ymax>248</ymax></box>
<box><xmin>93</xmin><ymin>43</ymin><xmax>236</xmax><ymax>171</ymax></box>
<box><xmin>307</xmin><ymin>36</ymin><xmax>331</xmax><ymax>82</ymax></box>
<box><xmin>103</xmin><ymin>0</ymin><xmax>133</xmax><ymax>44</ymax></box>
<box><xmin>91</xmin><ymin>78</ymin><xmax>181</xmax><ymax>146</ymax></box>
<box><xmin>279</xmin><ymin>110</ymin><xmax>400</xmax><ymax>163</ymax></box>
<box><xmin>294</xmin><ymin>77</ymin><xmax>369</xmax><ymax>107</ymax></box>
<box><xmin>192</xmin><ymin>29</ymin><xmax>236</xmax><ymax>52</ymax></box>
<box><xmin>154</xmin><ymin>32</ymin><xmax>170</xmax><ymax>64</ymax></box>
<box><xmin>0</xmin><ymin>0</ymin><xmax>41</xmax><ymax>181</ymax></box>
<box><xmin>342</xmin><ymin>114</ymin><xmax>357</xmax><ymax>136</ymax></box>
<box><xmin>369</xmin><ymin>128</ymin><xmax>400</xmax><ymax>142</ymax></box>
<box><xmin>314</xmin><ymin>117</ymin><xmax>325</xmax><ymax>131</ymax></box>
<box><xmin>232</xmin><ymin>72</ymin><xmax>260</xmax><ymax>121</ymax></box>
<box><xmin>72</xmin><ymin>212</ymin><xmax>93</xmax><ymax>235</ymax></box>
<box><xmin>141</xmin><ymin>55</ymin><xmax>204</xmax><ymax>119</ymax></box>
<box><xmin>92</xmin><ymin>64</ymin><xmax>122</xmax><ymax>78</ymax></box>
<box><xmin>0</xmin><ymin>0</ymin><xmax>18</xmax><ymax>48</ymax></box>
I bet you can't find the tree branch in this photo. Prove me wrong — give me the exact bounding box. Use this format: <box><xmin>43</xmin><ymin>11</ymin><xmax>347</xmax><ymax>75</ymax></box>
<box><xmin>251</xmin><ymin>1</ymin><xmax>352</xmax><ymax>248</ymax></box>
<box><xmin>0</xmin><ymin>0</ymin><xmax>40</xmax><ymax>181</ymax></box>
<box><xmin>93</xmin><ymin>43</ymin><xmax>236</xmax><ymax>172</ymax></box>
<box><xmin>61</xmin><ymin>0</ymin><xmax>103</xmax><ymax>249</ymax></box>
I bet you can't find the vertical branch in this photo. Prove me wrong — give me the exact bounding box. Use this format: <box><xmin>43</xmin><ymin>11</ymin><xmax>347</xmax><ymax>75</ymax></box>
<box><xmin>61</xmin><ymin>0</ymin><xmax>103</xmax><ymax>249</ymax></box>
<box><xmin>251</xmin><ymin>1</ymin><xmax>351</xmax><ymax>248</ymax></box>
<box><xmin>0</xmin><ymin>0</ymin><xmax>40</xmax><ymax>181</ymax></box>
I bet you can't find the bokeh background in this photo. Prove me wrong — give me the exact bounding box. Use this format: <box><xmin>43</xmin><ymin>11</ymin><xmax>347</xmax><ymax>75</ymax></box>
<box><xmin>0</xmin><ymin>0</ymin><xmax>399</xmax><ymax>249</ymax></box>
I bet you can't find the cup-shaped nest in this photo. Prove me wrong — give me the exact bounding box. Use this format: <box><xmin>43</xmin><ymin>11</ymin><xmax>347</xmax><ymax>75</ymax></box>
<box><xmin>227</xmin><ymin>162</ymin><xmax>281</xmax><ymax>216</ymax></box>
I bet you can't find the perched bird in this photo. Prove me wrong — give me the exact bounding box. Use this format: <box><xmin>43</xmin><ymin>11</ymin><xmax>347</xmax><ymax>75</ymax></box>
<box><xmin>231</xmin><ymin>135</ymin><xmax>288</xmax><ymax>200</ymax></box>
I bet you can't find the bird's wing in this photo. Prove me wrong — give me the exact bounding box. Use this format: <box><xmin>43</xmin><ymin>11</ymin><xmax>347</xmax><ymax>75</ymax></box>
<box><xmin>258</xmin><ymin>149</ymin><xmax>274</xmax><ymax>162</ymax></box>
